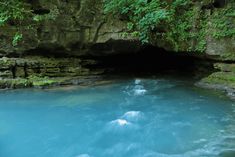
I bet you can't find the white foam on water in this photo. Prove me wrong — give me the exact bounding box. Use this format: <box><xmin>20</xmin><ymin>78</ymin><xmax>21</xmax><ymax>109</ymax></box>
<box><xmin>123</xmin><ymin>79</ymin><xmax>148</xmax><ymax>96</ymax></box>
<box><xmin>105</xmin><ymin>118</ymin><xmax>140</xmax><ymax>133</ymax></box>
<box><xmin>110</xmin><ymin>119</ymin><xmax>130</xmax><ymax>126</ymax></box>
<box><xmin>133</xmin><ymin>84</ymin><xmax>147</xmax><ymax>96</ymax></box>
<box><xmin>123</xmin><ymin>111</ymin><xmax>141</xmax><ymax>118</ymax></box>
<box><xmin>220</xmin><ymin>117</ymin><xmax>231</xmax><ymax>122</ymax></box>
<box><xmin>135</xmin><ymin>79</ymin><xmax>141</xmax><ymax>84</ymax></box>
<box><xmin>134</xmin><ymin>89</ymin><xmax>147</xmax><ymax>96</ymax></box>
<box><xmin>141</xmin><ymin>145</ymin><xmax>221</xmax><ymax>157</ymax></box>
<box><xmin>193</xmin><ymin>138</ymin><xmax>207</xmax><ymax>144</ymax></box>
<box><xmin>121</xmin><ymin>111</ymin><xmax>143</xmax><ymax>121</ymax></box>
<box><xmin>138</xmin><ymin>134</ymin><xmax>235</xmax><ymax>157</ymax></box>
<box><xmin>75</xmin><ymin>154</ymin><xmax>90</xmax><ymax>157</ymax></box>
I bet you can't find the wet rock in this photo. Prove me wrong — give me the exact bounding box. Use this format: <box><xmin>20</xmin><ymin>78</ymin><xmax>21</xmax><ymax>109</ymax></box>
<box><xmin>15</xmin><ymin>67</ymin><xmax>26</xmax><ymax>78</ymax></box>
<box><xmin>0</xmin><ymin>55</ymin><xmax>104</xmax><ymax>89</ymax></box>
<box><xmin>214</xmin><ymin>63</ymin><xmax>235</xmax><ymax>72</ymax></box>
<box><xmin>0</xmin><ymin>70</ymin><xmax>13</xmax><ymax>78</ymax></box>
<box><xmin>197</xmin><ymin>71</ymin><xmax>235</xmax><ymax>100</ymax></box>
<box><xmin>0</xmin><ymin>57</ymin><xmax>15</xmax><ymax>70</ymax></box>
<box><xmin>0</xmin><ymin>79</ymin><xmax>31</xmax><ymax>89</ymax></box>
<box><xmin>0</xmin><ymin>0</ymin><xmax>233</xmax><ymax>91</ymax></box>
<box><xmin>0</xmin><ymin>0</ymin><xmax>129</xmax><ymax>56</ymax></box>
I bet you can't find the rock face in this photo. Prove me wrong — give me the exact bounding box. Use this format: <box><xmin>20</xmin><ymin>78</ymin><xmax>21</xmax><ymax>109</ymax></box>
<box><xmin>197</xmin><ymin>63</ymin><xmax>235</xmax><ymax>99</ymax></box>
<box><xmin>0</xmin><ymin>0</ymin><xmax>139</xmax><ymax>57</ymax></box>
<box><xmin>205</xmin><ymin>4</ymin><xmax>235</xmax><ymax>61</ymax></box>
<box><xmin>0</xmin><ymin>56</ymin><xmax>103</xmax><ymax>88</ymax></box>
<box><xmin>0</xmin><ymin>56</ymin><xmax>99</xmax><ymax>78</ymax></box>
<box><xmin>0</xmin><ymin>0</ymin><xmax>234</xmax><ymax>91</ymax></box>
<box><xmin>0</xmin><ymin>0</ymin><xmax>139</xmax><ymax>88</ymax></box>
<box><xmin>1</xmin><ymin>0</ymin><xmax>231</xmax><ymax>58</ymax></box>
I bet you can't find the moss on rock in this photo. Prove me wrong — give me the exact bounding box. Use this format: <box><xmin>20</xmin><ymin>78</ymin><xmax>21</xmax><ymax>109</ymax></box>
<box><xmin>0</xmin><ymin>79</ymin><xmax>31</xmax><ymax>89</ymax></box>
<box><xmin>201</xmin><ymin>72</ymin><xmax>235</xmax><ymax>88</ymax></box>
<box><xmin>28</xmin><ymin>76</ymin><xmax>59</xmax><ymax>87</ymax></box>
<box><xmin>0</xmin><ymin>76</ymin><xmax>65</xmax><ymax>89</ymax></box>
<box><xmin>214</xmin><ymin>63</ymin><xmax>235</xmax><ymax>72</ymax></box>
<box><xmin>197</xmin><ymin>71</ymin><xmax>235</xmax><ymax>99</ymax></box>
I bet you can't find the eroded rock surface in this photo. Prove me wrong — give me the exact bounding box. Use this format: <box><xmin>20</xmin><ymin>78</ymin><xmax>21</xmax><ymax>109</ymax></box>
<box><xmin>0</xmin><ymin>0</ymin><xmax>234</xmax><ymax>91</ymax></box>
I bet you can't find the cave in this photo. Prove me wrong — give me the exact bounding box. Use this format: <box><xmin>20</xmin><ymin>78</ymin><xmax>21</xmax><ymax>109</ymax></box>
<box><xmin>1</xmin><ymin>1</ymin><xmax>235</xmax><ymax>156</ymax></box>
<box><xmin>19</xmin><ymin>42</ymin><xmax>215</xmax><ymax>80</ymax></box>
<box><xmin>84</xmin><ymin>45</ymin><xmax>215</xmax><ymax>78</ymax></box>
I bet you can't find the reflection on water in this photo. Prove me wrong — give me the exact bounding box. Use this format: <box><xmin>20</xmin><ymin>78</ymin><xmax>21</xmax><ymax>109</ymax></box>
<box><xmin>0</xmin><ymin>78</ymin><xmax>234</xmax><ymax>157</ymax></box>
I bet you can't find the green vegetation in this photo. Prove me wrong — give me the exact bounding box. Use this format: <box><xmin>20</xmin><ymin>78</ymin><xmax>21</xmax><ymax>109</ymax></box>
<box><xmin>28</xmin><ymin>75</ymin><xmax>58</xmax><ymax>87</ymax></box>
<box><xmin>0</xmin><ymin>1</ymin><xmax>30</xmax><ymax>46</ymax></box>
<box><xmin>0</xmin><ymin>76</ymin><xmax>60</xmax><ymax>89</ymax></box>
<box><xmin>12</xmin><ymin>32</ymin><xmax>23</xmax><ymax>46</ymax></box>
<box><xmin>0</xmin><ymin>0</ymin><xmax>234</xmax><ymax>52</ymax></box>
<box><xmin>104</xmin><ymin>0</ymin><xmax>200</xmax><ymax>50</ymax></box>
<box><xmin>0</xmin><ymin>78</ymin><xmax>31</xmax><ymax>88</ymax></box>
<box><xmin>104</xmin><ymin>0</ymin><xmax>234</xmax><ymax>52</ymax></box>
<box><xmin>0</xmin><ymin>1</ymin><xmax>29</xmax><ymax>26</ymax></box>
<box><xmin>0</xmin><ymin>1</ymin><xmax>59</xmax><ymax>46</ymax></box>
<box><xmin>209</xmin><ymin>5</ymin><xmax>235</xmax><ymax>39</ymax></box>
<box><xmin>201</xmin><ymin>72</ymin><xmax>235</xmax><ymax>88</ymax></box>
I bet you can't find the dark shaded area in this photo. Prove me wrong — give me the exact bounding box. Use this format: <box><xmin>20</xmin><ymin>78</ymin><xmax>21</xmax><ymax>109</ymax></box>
<box><xmin>213</xmin><ymin>0</ymin><xmax>227</xmax><ymax>8</ymax></box>
<box><xmin>20</xmin><ymin>44</ymin><xmax>215</xmax><ymax>79</ymax></box>
<box><xmin>32</xmin><ymin>8</ymin><xmax>50</xmax><ymax>15</ymax></box>
<box><xmin>27</xmin><ymin>0</ymin><xmax>51</xmax><ymax>15</ymax></box>
<box><xmin>202</xmin><ymin>0</ymin><xmax>227</xmax><ymax>11</ymax></box>
<box><xmin>89</xmin><ymin>40</ymin><xmax>141</xmax><ymax>56</ymax></box>
<box><xmin>86</xmin><ymin>45</ymin><xmax>215</xmax><ymax>78</ymax></box>
<box><xmin>21</xmin><ymin>46</ymin><xmax>70</xmax><ymax>58</ymax></box>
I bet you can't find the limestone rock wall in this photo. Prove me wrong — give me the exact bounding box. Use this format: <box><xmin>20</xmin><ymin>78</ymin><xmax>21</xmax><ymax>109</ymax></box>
<box><xmin>0</xmin><ymin>0</ymin><xmax>233</xmax><ymax>59</ymax></box>
<box><xmin>0</xmin><ymin>57</ymin><xmax>99</xmax><ymax>79</ymax></box>
<box><xmin>0</xmin><ymin>0</ymin><xmax>134</xmax><ymax>57</ymax></box>
<box><xmin>0</xmin><ymin>0</ymin><xmax>234</xmax><ymax>91</ymax></box>
<box><xmin>0</xmin><ymin>56</ymin><xmax>103</xmax><ymax>88</ymax></box>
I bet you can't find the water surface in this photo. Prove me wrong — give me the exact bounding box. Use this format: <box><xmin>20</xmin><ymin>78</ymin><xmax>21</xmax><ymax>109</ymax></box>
<box><xmin>0</xmin><ymin>78</ymin><xmax>235</xmax><ymax>157</ymax></box>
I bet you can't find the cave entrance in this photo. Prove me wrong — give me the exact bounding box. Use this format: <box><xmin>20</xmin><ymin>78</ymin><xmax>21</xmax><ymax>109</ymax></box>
<box><xmin>86</xmin><ymin>45</ymin><xmax>214</xmax><ymax>78</ymax></box>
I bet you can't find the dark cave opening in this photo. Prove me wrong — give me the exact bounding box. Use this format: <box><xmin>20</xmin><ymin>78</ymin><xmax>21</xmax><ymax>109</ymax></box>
<box><xmin>21</xmin><ymin>43</ymin><xmax>215</xmax><ymax>79</ymax></box>
<box><xmin>86</xmin><ymin>45</ymin><xmax>215</xmax><ymax>78</ymax></box>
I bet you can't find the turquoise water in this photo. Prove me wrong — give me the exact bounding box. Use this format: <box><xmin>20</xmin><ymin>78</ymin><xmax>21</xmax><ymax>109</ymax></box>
<box><xmin>0</xmin><ymin>78</ymin><xmax>235</xmax><ymax>157</ymax></box>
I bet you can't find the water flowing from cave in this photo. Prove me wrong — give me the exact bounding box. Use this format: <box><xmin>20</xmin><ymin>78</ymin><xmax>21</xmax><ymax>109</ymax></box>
<box><xmin>0</xmin><ymin>77</ymin><xmax>235</xmax><ymax>157</ymax></box>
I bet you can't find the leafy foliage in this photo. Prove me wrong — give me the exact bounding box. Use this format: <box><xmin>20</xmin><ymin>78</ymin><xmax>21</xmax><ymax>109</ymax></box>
<box><xmin>0</xmin><ymin>1</ymin><xmax>59</xmax><ymax>47</ymax></box>
<box><xmin>104</xmin><ymin>0</ymin><xmax>234</xmax><ymax>52</ymax></box>
<box><xmin>210</xmin><ymin>5</ymin><xmax>235</xmax><ymax>39</ymax></box>
<box><xmin>12</xmin><ymin>32</ymin><xmax>23</xmax><ymax>46</ymax></box>
<box><xmin>0</xmin><ymin>0</ymin><xmax>30</xmax><ymax>26</ymax></box>
<box><xmin>104</xmin><ymin>0</ymin><xmax>209</xmax><ymax>52</ymax></box>
<box><xmin>0</xmin><ymin>1</ymin><xmax>30</xmax><ymax>46</ymax></box>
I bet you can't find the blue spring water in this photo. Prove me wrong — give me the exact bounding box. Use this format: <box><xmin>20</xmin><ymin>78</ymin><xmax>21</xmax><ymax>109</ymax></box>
<box><xmin>0</xmin><ymin>78</ymin><xmax>235</xmax><ymax>157</ymax></box>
